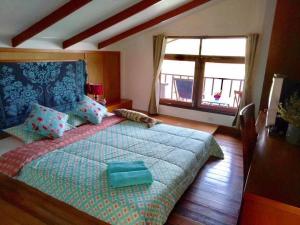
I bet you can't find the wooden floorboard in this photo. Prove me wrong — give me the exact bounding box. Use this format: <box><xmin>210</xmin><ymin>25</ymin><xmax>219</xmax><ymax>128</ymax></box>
<box><xmin>152</xmin><ymin>114</ymin><xmax>219</xmax><ymax>134</ymax></box>
<box><xmin>157</xmin><ymin>115</ymin><xmax>243</xmax><ymax>225</ymax></box>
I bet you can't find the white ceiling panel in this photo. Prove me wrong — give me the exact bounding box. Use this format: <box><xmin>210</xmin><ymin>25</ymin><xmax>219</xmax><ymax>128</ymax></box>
<box><xmin>85</xmin><ymin>0</ymin><xmax>188</xmax><ymax>44</ymax></box>
<box><xmin>0</xmin><ymin>0</ymin><xmax>67</xmax><ymax>37</ymax></box>
<box><xmin>36</xmin><ymin>0</ymin><xmax>140</xmax><ymax>39</ymax></box>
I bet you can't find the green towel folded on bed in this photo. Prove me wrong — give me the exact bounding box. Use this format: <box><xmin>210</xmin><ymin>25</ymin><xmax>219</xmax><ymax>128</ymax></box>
<box><xmin>107</xmin><ymin>161</ymin><xmax>147</xmax><ymax>173</ymax></box>
<box><xmin>109</xmin><ymin>170</ymin><xmax>153</xmax><ymax>188</ymax></box>
<box><xmin>107</xmin><ymin>161</ymin><xmax>153</xmax><ymax>188</ymax></box>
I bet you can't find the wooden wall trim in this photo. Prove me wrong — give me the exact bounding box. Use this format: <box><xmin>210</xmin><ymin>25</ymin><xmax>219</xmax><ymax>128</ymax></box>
<box><xmin>0</xmin><ymin>47</ymin><xmax>118</xmax><ymax>54</ymax></box>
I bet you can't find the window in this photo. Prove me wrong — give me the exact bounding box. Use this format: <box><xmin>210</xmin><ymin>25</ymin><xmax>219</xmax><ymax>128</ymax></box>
<box><xmin>159</xmin><ymin>37</ymin><xmax>246</xmax><ymax>115</ymax></box>
<box><xmin>165</xmin><ymin>38</ymin><xmax>200</xmax><ymax>55</ymax></box>
<box><xmin>201</xmin><ymin>38</ymin><xmax>246</xmax><ymax>56</ymax></box>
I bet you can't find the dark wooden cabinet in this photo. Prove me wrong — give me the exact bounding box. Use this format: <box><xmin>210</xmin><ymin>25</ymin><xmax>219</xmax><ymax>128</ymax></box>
<box><xmin>240</xmin><ymin>112</ymin><xmax>300</xmax><ymax>225</ymax></box>
<box><xmin>260</xmin><ymin>0</ymin><xmax>300</xmax><ymax>109</ymax></box>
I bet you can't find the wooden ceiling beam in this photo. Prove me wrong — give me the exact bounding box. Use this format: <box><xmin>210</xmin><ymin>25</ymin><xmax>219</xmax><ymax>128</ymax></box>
<box><xmin>63</xmin><ymin>0</ymin><xmax>161</xmax><ymax>49</ymax></box>
<box><xmin>98</xmin><ymin>0</ymin><xmax>210</xmax><ymax>49</ymax></box>
<box><xmin>11</xmin><ymin>0</ymin><xmax>91</xmax><ymax>47</ymax></box>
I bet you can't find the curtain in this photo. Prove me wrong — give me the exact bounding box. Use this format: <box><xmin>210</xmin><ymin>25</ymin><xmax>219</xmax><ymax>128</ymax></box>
<box><xmin>148</xmin><ymin>34</ymin><xmax>167</xmax><ymax>115</ymax></box>
<box><xmin>232</xmin><ymin>33</ymin><xmax>259</xmax><ymax>126</ymax></box>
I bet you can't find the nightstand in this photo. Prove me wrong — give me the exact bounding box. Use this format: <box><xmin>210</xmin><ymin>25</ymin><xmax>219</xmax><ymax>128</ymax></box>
<box><xmin>106</xmin><ymin>99</ymin><xmax>132</xmax><ymax>112</ymax></box>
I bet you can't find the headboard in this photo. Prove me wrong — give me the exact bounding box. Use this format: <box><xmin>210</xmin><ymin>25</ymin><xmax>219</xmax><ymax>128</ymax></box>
<box><xmin>0</xmin><ymin>60</ymin><xmax>87</xmax><ymax>130</ymax></box>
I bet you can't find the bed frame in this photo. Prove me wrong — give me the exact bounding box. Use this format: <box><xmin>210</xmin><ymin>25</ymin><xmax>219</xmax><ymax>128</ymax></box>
<box><xmin>0</xmin><ymin>47</ymin><xmax>121</xmax><ymax>104</ymax></box>
<box><xmin>0</xmin><ymin>48</ymin><xmax>121</xmax><ymax>224</ymax></box>
<box><xmin>0</xmin><ymin>173</ymin><xmax>108</xmax><ymax>225</ymax></box>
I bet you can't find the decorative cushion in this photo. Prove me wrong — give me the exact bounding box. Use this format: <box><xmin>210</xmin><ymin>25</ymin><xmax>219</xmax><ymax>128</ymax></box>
<box><xmin>73</xmin><ymin>95</ymin><xmax>107</xmax><ymax>124</ymax></box>
<box><xmin>114</xmin><ymin>109</ymin><xmax>161</xmax><ymax>128</ymax></box>
<box><xmin>24</xmin><ymin>104</ymin><xmax>69</xmax><ymax>138</ymax></box>
<box><xmin>67</xmin><ymin>113</ymin><xmax>87</xmax><ymax>127</ymax></box>
<box><xmin>4</xmin><ymin>123</ymin><xmax>45</xmax><ymax>144</ymax></box>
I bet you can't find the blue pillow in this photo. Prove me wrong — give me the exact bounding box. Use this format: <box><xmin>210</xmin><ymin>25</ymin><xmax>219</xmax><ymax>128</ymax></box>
<box><xmin>24</xmin><ymin>104</ymin><xmax>69</xmax><ymax>138</ymax></box>
<box><xmin>73</xmin><ymin>95</ymin><xmax>107</xmax><ymax>124</ymax></box>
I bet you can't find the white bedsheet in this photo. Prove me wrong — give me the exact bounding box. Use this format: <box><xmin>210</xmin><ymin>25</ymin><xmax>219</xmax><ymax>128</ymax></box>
<box><xmin>0</xmin><ymin>137</ymin><xmax>24</xmax><ymax>155</ymax></box>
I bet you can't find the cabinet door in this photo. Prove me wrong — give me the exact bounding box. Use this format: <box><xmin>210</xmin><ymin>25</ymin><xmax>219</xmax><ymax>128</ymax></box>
<box><xmin>85</xmin><ymin>52</ymin><xmax>120</xmax><ymax>104</ymax></box>
<box><xmin>103</xmin><ymin>52</ymin><xmax>120</xmax><ymax>104</ymax></box>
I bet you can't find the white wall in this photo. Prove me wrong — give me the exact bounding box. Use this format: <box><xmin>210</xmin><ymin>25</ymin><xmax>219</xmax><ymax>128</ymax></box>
<box><xmin>106</xmin><ymin>0</ymin><xmax>277</xmax><ymax>126</ymax></box>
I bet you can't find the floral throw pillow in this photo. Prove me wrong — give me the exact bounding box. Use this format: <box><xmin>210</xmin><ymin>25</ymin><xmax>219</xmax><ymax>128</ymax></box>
<box><xmin>24</xmin><ymin>104</ymin><xmax>69</xmax><ymax>138</ymax></box>
<box><xmin>73</xmin><ymin>95</ymin><xmax>107</xmax><ymax>124</ymax></box>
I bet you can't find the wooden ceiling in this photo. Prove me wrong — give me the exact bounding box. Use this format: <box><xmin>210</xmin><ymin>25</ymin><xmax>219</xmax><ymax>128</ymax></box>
<box><xmin>3</xmin><ymin>0</ymin><xmax>211</xmax><ymax>49</ymax></box>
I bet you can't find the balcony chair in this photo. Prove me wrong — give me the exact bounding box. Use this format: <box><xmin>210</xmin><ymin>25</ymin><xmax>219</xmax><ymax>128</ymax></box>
<box><xmin>233</xmin><ymin>90</ymin><xmax>243</xmax><ymax>108</ymax></box>
<box><xmin>174</xmin><ymin>78</ymin><xmax>193</xmax><ymax>101</ymax></box>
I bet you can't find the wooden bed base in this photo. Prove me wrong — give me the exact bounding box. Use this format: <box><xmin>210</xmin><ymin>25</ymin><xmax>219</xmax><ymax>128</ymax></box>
<box><xmin>0</xmin><ymin>173</ymin><xmax>108</xmax><ymax>225</ymax></box>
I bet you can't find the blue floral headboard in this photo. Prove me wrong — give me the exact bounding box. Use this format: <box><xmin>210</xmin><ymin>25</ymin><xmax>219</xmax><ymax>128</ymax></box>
<box><xmin>0</xmin><ymin>60</ymin><xmax>87</xmax><ymax>130</ymax></box>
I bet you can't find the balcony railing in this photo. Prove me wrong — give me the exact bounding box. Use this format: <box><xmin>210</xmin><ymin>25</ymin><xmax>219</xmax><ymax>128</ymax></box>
<box><xmin>160</xmin><ymin>73</ymin><xmax>244</xmax><ymax>108</ymax></box>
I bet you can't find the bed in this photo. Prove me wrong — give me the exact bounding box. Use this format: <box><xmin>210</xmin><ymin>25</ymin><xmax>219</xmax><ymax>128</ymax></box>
<box><xmin>0</xmin><ymin>60</ymin><xmax>223</xmax><ymax>225</ymax></box>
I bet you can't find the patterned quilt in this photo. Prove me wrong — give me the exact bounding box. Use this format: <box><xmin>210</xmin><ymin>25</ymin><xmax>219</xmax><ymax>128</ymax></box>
<box><xmin>16</xmin><ymin>120</ymin><xmax>223</xmax><ymax>225</ymax></box>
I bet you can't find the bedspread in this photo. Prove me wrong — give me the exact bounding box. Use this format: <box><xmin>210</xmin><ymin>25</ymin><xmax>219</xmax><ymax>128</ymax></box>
<box><xmin>16</xmin><ymin>120</ymin><xmax>223</xmax><ymax>225</ymax></box>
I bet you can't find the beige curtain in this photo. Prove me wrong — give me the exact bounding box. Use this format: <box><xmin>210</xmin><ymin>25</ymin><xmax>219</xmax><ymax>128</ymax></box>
<box><xmin>148</xmin><ymin>34</ymin><xmax>167</xmax><ymax>115</ymax></box>
<box><xmin>233</xmin><ymin>33</ymin><xmax>259</xmax><ymax>126</ymax></box>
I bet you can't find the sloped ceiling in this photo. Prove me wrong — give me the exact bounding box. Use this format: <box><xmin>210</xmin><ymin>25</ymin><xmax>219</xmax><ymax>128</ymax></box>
<box><xmin>0</xmin><ymin>0</ymin><xmax>67</xmax><ymax>39</ymax></box>
<box><xmin>0</xmin><ymin>0</ymin><xmax>200</xmax><ymax>49</ymax></box>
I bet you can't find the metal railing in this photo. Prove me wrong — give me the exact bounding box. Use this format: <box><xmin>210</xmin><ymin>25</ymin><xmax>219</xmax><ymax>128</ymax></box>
<box><xmin>160</xmin><ymin>73</ymin><xmax>244</xmax><ymax>107</ymax></box>
<box><xmin>203</xmin><ymin>76</ymin><xmax>244</xmax><ymax>98</ymax></box>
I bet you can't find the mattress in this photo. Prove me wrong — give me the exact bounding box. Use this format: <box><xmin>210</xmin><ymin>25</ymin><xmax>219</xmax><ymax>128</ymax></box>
<box><xmin>16</xmin><ymin>120</ymin><xmax>223</xmax><ymax>225</ymax></box>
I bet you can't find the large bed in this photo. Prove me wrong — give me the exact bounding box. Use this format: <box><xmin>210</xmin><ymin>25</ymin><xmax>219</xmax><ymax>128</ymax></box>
<box><xmin>0</xmin><ymin>60</ymin><xmax>223</xmax><ymax>225</ymax></box>
<box><xmin>0</xmin><ymin>116</ymin><xmax>223</xmax><ymax>224</ymax></box>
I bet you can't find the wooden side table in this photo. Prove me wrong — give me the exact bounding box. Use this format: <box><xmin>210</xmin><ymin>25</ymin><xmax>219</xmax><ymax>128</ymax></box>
<box><xmin>106</xmin><ymin>99</ymin><xmax>132</xmax><ymax>112</ymax></box>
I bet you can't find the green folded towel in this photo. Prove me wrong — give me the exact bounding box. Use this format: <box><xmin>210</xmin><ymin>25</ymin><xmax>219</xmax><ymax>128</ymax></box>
<box><xmin>107</xmin><ymin>161</ymin><xmax>147</xmax><ymax>173</ymax></box>
<box><xmin>109</xmin><ymin>170</ymin><xmax>153</xmax><ymax>188</ymax></box>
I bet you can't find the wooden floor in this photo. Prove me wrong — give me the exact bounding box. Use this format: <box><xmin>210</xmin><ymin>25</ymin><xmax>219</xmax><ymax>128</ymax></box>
<box><xmin>153</xmin><ymin>114</ymin><xmax>219</xmax><ymax>134</ymax></box>
<box><xmin>155</xmin><ymin>115</ymin><xmax>243</xmax><ymax>225</ymax></box>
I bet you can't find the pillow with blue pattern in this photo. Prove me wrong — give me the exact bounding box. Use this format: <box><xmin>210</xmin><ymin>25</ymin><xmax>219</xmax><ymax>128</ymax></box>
<box><xmin>24</xmin><ymin>104</ymin><xmax>69</xmax><ymax>139</ymax></box>
<box><xmin>73</xmin><ymin>95</ymin><xmax>107</xmax><ymax>124</ymax></box>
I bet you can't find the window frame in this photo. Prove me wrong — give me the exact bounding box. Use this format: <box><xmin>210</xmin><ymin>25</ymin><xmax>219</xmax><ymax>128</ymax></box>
<box><xmin>159</xmin><ymin>35</ymin><xmax>246</xmax><ymax>116</ymax></box>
